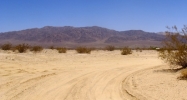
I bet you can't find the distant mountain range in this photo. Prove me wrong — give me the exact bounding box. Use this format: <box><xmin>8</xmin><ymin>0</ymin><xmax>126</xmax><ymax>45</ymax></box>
<box><xmin>0</xmin><ymin>26</ymin><xmax>164</xmax><ymax>48</ymax></box>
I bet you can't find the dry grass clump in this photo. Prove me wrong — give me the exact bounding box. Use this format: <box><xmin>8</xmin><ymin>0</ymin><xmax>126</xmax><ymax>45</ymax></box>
<box><xmin>1</xmin><ymin>43</ymin><xmax>12</xmax><ymax>50</ymax></box>
<box><xmin>14</xmin><ymin>43</ymin><xmax>30</xmax><ymax>53</ymax></box>
<box><xmin>76</xmin><ymin>47</ymin><xmax>91</xmax><ymax>54</ymax></box>
<box><xmin>179</xmin><ymin>69</ymin><xmax>187</xmax><ymax>79</ymax></box>
<box><xmin>121</xmin><ymin>47</ymin><xmax>132</xmax><ymax>55</ymax></box>
<box><xmin>105</xmin><ymin>45</ymin><xmax>115</xmax><ymax>51</ymax></box>
<box><xmin>30</xmin><ymin>46</ymin><xmax>43</xmax><ymax>52</ymax></box>
<box><xmin>56</xmin><ymin>47</ymin><xmax>67</xmax><ymax>53</ymax></box>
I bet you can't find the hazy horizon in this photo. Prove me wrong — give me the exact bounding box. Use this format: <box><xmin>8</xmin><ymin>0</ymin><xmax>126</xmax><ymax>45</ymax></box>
<box><xmin>1</xmin><ymin>0</ymin><xmax>187</xmax><ymax>33</ymax></box>
<box><xmin>0</xmin><ymin>25</ymin><xmax>163</xmax><ymax>33</ymax></box>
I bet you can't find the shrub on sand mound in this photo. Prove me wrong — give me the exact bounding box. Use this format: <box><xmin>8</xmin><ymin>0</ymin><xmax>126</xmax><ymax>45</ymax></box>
<box><xmin>30</xmin><ymin>46</ymin><xmax>43</xmax><ymax>52</ymax></box>
<box><xmin>121</xmin><ymin>47</ymin><xmax>132</xmax><ymax>55</ymax></box>
<box><xmin>56</xmin><ymin>47</ymin><xmax>67</xmax><ymax>53</ymax></box>
<box><xmin>76</xmin><ymin>47</ymin><xmax>91</xmax><ymax>54</ymax></box>
<box><xmin>1</xmin><ymin>43</ymin><xmax>12</xmax><ymax>50</ymax></box>
<box><xmin>14</xmin><ymin>43</ymin><xmax>30</xmax><ymax>53</ymax></box>
<box><xmin>105</xmin><ymin>45</ymin><xmax>115</xmax><ymax>51</ymax></box>
<box><xmin>179</xmin><ymin>69</ymin><xmax>187</xmax><ymax>80</ymax></box>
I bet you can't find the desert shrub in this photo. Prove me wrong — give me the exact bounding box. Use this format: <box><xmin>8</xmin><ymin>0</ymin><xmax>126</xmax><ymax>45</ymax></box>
<box><xmin>158</xmin><ymin>26</ymin><xmax>187</xmax><ymax>69</ymax></box>
<box><xmin>49</xmin><ymin>46</ymin><xmax>54</xmax><ymax>50</ymax></box>
<box><xmin>1</xmin><ymin>43</ymin><xmax>12</xmax><ymax>50</ymax></box>
<box><xmin>56</xmin><ymin>47</ymin><xmax>67</xmax><ymax>53</ymax></box>
<box><xmin>76</xmin><ymin>47</ymin><xmax>91</xmax><ymax>54</ymax></box>
<box><xmin>135</xmin><ymin>47</ymin><xmax>142</xmax><ymax>52</ymax></box>
<box><xmin>30</xmin><ymin>46</ymin><xmax>43</xmax><ymax>52</ymax></box>
<box><xmin>105</xmin><ymin>45</ymin><xmax>115</xmax><ymax>51</ymax></box>
<box><xmin>14</xmin><ymin>43</ymin><xmax>30</xmax><ymax>53</ymax></box>
<box><xmin>179</xmin><ymin>69</ymin><xmax>187</xmax><ymax>79</ymax></box>
<box><xmin>121</xmin><ymin>47</ymin><xmax>132</xmax><ymax>55</ymax></box>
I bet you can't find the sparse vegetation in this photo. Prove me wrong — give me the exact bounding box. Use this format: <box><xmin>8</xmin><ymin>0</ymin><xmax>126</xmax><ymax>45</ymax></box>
<box><xmin>30</xmin><ymin>46</ymin><xmax>43</xmax><ymax>52</ymax></box>
<box><xmin>149</xmin><ymin>46</ymin><xmax>157</xmax><ymax>50</ymax></box>
<box><xmin>105</xmin><ymin>45</ymin><xmax>115</xmax><ymax>51</ymax></box>
<box><xmin>179</xmin><ymin>69</ymin><xmax>187</xmax><ymax>79</ymax></box>
<box><xmin>121</xmin><ymin>47</ymin><xmax>132</xmax><ymax>55</ymax></box>
<box><xmin>56</xmin><ymin>47</ymin><xmax>67</xmax><ymax>53</ymax></box>
<box><xmin>1</xmin><ymin>43</ymin><xmax>12</xmax><ymax>50</ymax></box>
<box><xmin>135</xmin><ymin>47</ymin><xmax>142</xmax><ymax>52</ymax></box>
<box><xmin>49</xmin><ymin>46</ymin><xmax>54</xmax><ymax>50</ymax></box>
<box><xmin>159</xmin><ymin>26</ymin><xmax>187</xmax><ymax>69</ymax></box>
<box><xmin>14</xmin><ymin>43</ymin><xmax>30</xmax><ymax>53</ymax></box>
<box><xmin>76</xmin><ymin>47</ymin><xmax>91</xmax><ymax>54</ymax></box>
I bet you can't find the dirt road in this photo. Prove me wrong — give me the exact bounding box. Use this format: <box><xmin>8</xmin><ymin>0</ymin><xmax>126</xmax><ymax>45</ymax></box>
<box><xmin>1</xmin><ymin>50</ymin><xmax>185</xmax><ymax>100</ymax></box>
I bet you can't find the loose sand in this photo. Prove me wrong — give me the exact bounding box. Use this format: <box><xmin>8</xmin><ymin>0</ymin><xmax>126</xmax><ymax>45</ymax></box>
<box><xmin>0</xmin><ymin>50</ymin><xmax>186</xmax><ymax>100</ymax></box>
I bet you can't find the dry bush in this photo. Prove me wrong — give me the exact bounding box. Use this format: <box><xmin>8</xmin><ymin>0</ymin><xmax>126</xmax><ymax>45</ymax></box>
<box><xmin>49</xmin><ymin>46</ymin><xmax>54</xmax><ymax>50</ymax></box>
<box><xmin>56</xmin><ymin>47</ymin><xmax>67</xmax><ymax>53</ymax></box>
<box><xmin>158</xmin><ymin>26</ymin><xmax>187</xmax><ymax>69</ymax></box>
<box><xmin>14</xmin><ymin>43</ymin><xmax>30</xmax><ymax>53</ymax></box>
<box><xmin>30</xmin><ymin>46</ymin><xmax>43</xmax><ymax>52</ymax></box>
<box><xmin>1</xmin><ymin>43</ymin><xmax>12</xmax><ymax>50</ymax></box>
<box><xmin>105</xmin><ymin>45</ymin><xmax>115</xmax><ymax>51</ymax></box>
<box><xmin>121</xmin><ymin>47</ymin><xmax>132</xmax><ymax>55</ymax></box>
<box><xmin>135</xmin><ymin>47</ymin><xmax>142</xmax><ymax>52</ymax></box>
<box><xmin>76</xmin><ymin>47</ymin><xmax>91</xmax><ymax>54</ymax></box>
<box><xmin>179</xmin><ymin>69</ymin><xmax>187</xmax><ymax>79</ymax></box>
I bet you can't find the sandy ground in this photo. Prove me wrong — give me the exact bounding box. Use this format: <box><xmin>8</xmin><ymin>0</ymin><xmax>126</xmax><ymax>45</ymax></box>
<box><xmin>0</xmin><ymin>50</ymin><xmax>186</xmax><ymax>100</ymax></box>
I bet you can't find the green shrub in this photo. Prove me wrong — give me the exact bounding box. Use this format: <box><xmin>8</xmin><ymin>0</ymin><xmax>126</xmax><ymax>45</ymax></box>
<box><xmin>14</xmin><ymin>43</ymin><xmax>30</xmax><ymax>53</ymax></box>
<box><xmin>121</xmin><ymin>47</ymin><xmax>132</xmax><ymax>55</ymax></box>
<box><xmin>30</xmin><ymin>46</ymin><xmax>43</xmax><ymax>52</ymax></box>
<box><xmin>56</xmin><ymin>47</ymin><xmax>67</xmax><ymax>53</ymax></box>
<box><xmin>105</xmin><ymin>45</ymin><xmax>115</xmax><ymax>51</ymax></box>
<box><xmin>76</xmin><ymin>47</ymin><xmax>91</xmax><ymax>54</ymax></box>
<box><xmin>1</xmin><ymin>43</ymin><xmax>12</xmax><ymax>50</ymax></box>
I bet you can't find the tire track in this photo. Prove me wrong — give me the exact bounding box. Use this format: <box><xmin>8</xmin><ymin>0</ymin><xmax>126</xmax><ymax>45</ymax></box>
<box><xmin>2</xmin><ymin>65</ymin><xmax>157</xmax><ymax>100</ymax></box>
<box><xmin>122</xmin><ymin>65</ymin><xmax>163</xmax><ymax>100</ymax></box>
<box><xmin>4</xmin><ymin>73</ymin><xmax>56</xmax><ymax>100</ymax></box>
<box><xmin>0</xmin><ymin>50</ymin><xmax>163</xmax><ymax>100</ymax></box>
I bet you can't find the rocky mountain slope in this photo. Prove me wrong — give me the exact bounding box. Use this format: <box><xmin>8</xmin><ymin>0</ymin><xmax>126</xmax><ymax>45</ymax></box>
<box><xmin>0</xmin><ymin>26</ymin><xmax>164</xmax><ymax>48</ymax></box>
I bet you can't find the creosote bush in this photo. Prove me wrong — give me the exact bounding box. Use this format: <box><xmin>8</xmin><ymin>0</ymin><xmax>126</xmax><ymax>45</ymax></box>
<box><xmin>76</xmin><ymin>47</ymin><xmax>91</xmax><ymax>54</ymax></box>
<box><xmin>121</xmin><ymin>47</ymin><xmax>132</xmax><ymax>55</ymax></box>
<box><xmin>105</xmin><ymin>45</ymin><xmax>115</xmax><ymax>51</ymax></box>
<box><xmin>1</xmin><ymin>43</ymin><xmax>12</xmax><ymax>50</ymax></box>
<box><xmin>30</xmin><ymin>46</ymin><xmax>43</xmax><ymax>52</ymax></box>
<box><xmin>14</xmin><ymin>43</ymin><xmax>30</xmax><ymax>53</ymax></box>
<box><xmin>158</xmin><ymin>26</ymin><xmax>187</xmax><ymax>69</ymax></box>
<box><xmin>56</xmin><ymin>47</ymin><xmax>67</xmax><ymax>53</ymax></box>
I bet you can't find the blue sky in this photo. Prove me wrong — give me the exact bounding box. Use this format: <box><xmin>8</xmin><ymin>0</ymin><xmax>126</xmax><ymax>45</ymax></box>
<box><xmin>0</xmin><ymin>0</ymin><xmax>187</xmax><ymax>32</ymax></box>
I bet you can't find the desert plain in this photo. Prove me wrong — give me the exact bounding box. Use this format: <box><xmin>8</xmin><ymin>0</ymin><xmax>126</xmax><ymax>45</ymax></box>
<box><xmin>0</xmin><ymin>50</ymin><xmax>187</xmax><ymax>100</ymax></box>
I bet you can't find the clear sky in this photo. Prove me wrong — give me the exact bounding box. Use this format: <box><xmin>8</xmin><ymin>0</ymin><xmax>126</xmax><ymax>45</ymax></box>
<box><xmin>0</xmin><ymin>0</ymin><xmax>187</xmax><ymax>32</ymax></box>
